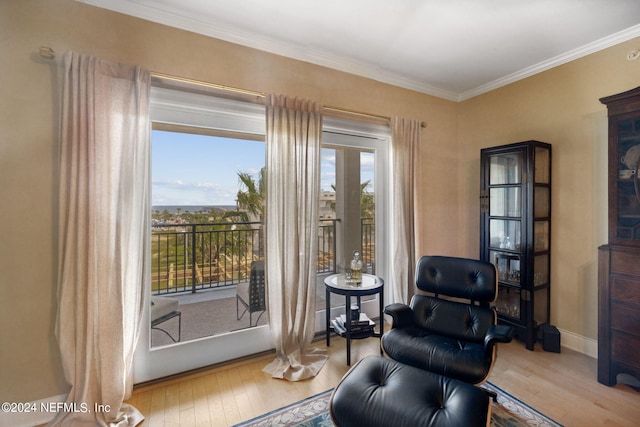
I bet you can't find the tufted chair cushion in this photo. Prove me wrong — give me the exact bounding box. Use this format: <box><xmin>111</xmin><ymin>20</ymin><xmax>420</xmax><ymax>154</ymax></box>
<box><xmin>411</xmin><ymin>295</ymin><xmax>496</xmax><ymax>342</ymax></box>
<box><xmin>330</xmin><ymin>356</ymin><xmax>490</xmax><ymax>427</ymax></box>
<box><xmin>415</xmin><ymin>255</ymin><xmax>497</xmax><ymax>302</ymax></box>
<box><xmin>382</xmin><ymin>255</ymin><xmax>513</xmax><ymax>385</ymax></box>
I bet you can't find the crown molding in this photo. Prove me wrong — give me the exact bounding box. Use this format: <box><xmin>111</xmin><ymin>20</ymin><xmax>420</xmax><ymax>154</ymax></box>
<box><xmin>79</xmin><ymin>0</ymin><xmax>461</xmax><ymax>101</ymax></box>
<box><xmin>458</xmin><ymin>23</ymin><xmax>640</xmax><ymax>101</ymax></box>
<box><xmin>79</xmin><ymin>1</ymin><xmax>640</xmax><ymax>103</ymax></box>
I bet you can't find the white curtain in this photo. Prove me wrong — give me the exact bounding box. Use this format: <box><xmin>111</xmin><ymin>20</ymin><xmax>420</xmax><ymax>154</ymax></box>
<box><xmin>262</xmin><ymin>94</ymin><xmax>328</xmax><ymax>381</ymax></box>
<box><xmin>390</xmin><ymin>118</ymin><xmax>420</xmax><ymax>305</ymax></box>
<box><xmin>50</xmin><ymin>52</ymin><xmax>150</xmax><ymax>426</ymax></box>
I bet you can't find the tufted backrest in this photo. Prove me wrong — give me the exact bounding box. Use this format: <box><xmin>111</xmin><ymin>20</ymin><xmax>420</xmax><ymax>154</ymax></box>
<box><xmin>415</xmin><ymin>255</ymin><xmax>497</xmax><ymax>302</ymax></box>
<box><xmin>411</xmin><ymin>256</ymin><xmax>498</xmax><ymax>343</ymax></box>
<box><xmin>410</xmin><ymin>295</ymin><xmax>496</xmax><ymax>343</ymax></box>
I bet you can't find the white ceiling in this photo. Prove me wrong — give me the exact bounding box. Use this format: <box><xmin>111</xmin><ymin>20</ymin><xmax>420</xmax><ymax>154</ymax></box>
<box><xmin>81</xmin><ymin>0</ymin><xmax>640</xmax><ymax>101</ymax></box>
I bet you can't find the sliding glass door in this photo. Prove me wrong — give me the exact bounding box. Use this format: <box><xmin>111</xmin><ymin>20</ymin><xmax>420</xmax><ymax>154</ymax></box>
<box><xmin>133</xmin><ymin>87</ymin><xmax>271</xmax><ymax>383</ymax></box>
<box><xmin>133</xmin><ymin>87</ymin><xmax>390</xmax><ymax>383</ymax></box>
<box><xmin>314</xmin><ymin>119</ymin><xmax>390</xmax><ymax>330</ymax></box>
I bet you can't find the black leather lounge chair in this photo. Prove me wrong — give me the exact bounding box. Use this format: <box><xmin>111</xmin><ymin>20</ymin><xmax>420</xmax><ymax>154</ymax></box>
<box><xmin>382</xmin><ymin>255</ymin><xmax>514</xmax><ymax>385</ymax></box>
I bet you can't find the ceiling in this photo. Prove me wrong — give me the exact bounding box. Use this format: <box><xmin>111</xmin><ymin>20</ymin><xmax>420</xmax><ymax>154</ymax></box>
<box><xmin>81</xmin><ymin>0</ymin><xmax>640</xmax><ymax>101</ymax></box>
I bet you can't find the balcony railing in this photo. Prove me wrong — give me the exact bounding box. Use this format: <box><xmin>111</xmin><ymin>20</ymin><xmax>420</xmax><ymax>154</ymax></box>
<box><xmin>151</xmin><ymin>222</ymin><xmax>258</xmax><ymax>294</ymax></box>
<box><xmin>151</xmin><ymin>218</ymin><xmax>375</xmax><ymax>295</ymax></box>
<box><xmin>361</xmin><ymin>217</ymin><xmax>375</xmax><ymax>273</ymax></box>
<box><xmin>151</xmin><ymin>219</ymin><xmax>347</xmax><ymax>295</ymax></box>
<box><xmin>318</xmin><ymin>220</ymin><xmax>337</xmax><ymax>274</ymax></box>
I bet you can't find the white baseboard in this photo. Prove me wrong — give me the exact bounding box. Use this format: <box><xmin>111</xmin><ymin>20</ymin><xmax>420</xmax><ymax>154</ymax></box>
<box><xmin>0</xmin><ymin>394</ymin><xmax>64</xmax><ymax>427</ymax></box>
<box><xmin>557</xmin><ymin>327</ymin><xmax>598</xmax><ymax>359</ymax></box>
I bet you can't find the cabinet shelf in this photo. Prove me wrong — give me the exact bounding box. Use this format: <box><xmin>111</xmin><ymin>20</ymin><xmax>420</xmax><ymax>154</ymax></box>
<box><xmin>497</xmin><ymin>280</ymin><xmax>521</xmax><ymax>289</ymax></box>
<box><xmin>489</xmin><ymin>246</ymin><xmax>520</xmax><ymax>252</ymax></box>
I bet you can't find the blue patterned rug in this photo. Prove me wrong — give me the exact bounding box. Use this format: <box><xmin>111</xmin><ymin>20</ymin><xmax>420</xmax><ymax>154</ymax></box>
<box><xmin>233</xmin><ymin>382</ymin><xmax>563</xmax><ymax>427</ymax></box>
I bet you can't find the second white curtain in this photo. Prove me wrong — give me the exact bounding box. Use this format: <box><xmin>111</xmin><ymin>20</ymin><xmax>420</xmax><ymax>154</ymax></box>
<box><xmin>262</xmin><ymin>94</ymin><xmax>328</xmax><ymax>381</ymax></box>
<box><xmin>390</xmin><ymin>117</ymin><xmax>420</xmax><ymax>305</ymax></box>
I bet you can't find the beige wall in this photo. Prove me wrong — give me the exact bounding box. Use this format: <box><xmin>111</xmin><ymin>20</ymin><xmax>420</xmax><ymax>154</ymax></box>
<box><xmin>2</xmin><ymin>0</ymin><xmax>639</xmax><ymax>404</ymax></box>
<box><xmin>0</xmin><ymin>0</ymin><xmax>456</xmax><ymax>402</ymax></box>
<box><xmin>458</xmin><ymin>38</ymin><xmax>640</xmax><ymax>341</ymax></box>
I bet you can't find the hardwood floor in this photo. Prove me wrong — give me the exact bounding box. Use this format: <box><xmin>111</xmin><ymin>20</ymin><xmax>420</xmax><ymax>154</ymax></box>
<box><xmin>127</xmin><ymin>335</ymin><xmax>640</xmax><ymax>426</ymax></box>
<box><xmin>490</xmin><ymin>341</ymin><xmax>639</xmax><ymax>426</ymax></box>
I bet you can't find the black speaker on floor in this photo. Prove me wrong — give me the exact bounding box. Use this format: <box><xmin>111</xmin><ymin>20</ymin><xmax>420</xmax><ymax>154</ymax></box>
<box><xmin>540</xmin><ymin>324</ymin><xmax>561</xmax><ymax>353</ymax></box>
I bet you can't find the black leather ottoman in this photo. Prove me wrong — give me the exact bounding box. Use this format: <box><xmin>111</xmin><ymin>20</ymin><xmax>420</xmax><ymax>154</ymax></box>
<box><xmin>330</xmin><ymin>356</ymin><xmax>490</xmax><ymax>427</ymax></box>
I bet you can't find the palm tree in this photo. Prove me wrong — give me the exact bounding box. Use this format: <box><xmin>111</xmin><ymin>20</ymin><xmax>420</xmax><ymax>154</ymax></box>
<box><xmin>326</xmin><ymin>180</ymin><xmax>375</xmax><ymax>218</ymax></box>
<box><xmin>232</xmin><ymin>167</ymin><xmax>265</xmax><ymax>223</ymax></box>
<box><xmin>360</xmin><ymin>180</ymin><xmax>375</xmax><ymax>218</ymax></box>
<box><xmin>231</xmin><ymin>167</ymin><xmax>266</xmax><ymax>261</ymax></box>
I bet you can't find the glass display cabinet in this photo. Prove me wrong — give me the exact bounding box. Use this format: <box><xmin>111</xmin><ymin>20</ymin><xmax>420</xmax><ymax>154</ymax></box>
<box><xmin>480</xmin><ymin>141</ymin><xmax>552</xmax><ymax>350</ymax></box>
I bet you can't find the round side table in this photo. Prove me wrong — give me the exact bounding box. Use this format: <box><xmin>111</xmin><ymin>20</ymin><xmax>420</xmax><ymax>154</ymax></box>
<box><xmin>324</xmin><ymin>273</ymin><xmax>384</xmax><ymax>365</ymax></box>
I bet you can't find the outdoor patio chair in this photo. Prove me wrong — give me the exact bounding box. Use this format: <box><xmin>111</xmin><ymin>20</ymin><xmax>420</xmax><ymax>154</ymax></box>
<box><xmin>236</xmin><ymin>260</ymin><xmax>266</xmax><ymax>327</ymax></box>
<box><xmin>151</xmin><ymin>295</ymin><xmax>181</xmax><ymax>343</ymax></box>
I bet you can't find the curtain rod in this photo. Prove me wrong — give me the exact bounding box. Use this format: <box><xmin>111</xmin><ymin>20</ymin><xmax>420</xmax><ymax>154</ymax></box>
<box><xmin>38</xmin><ymin>46</ymin><xmax>426</xmax><ymax>128</ymax></box>
<box><xmin>152</xmin><ymin>72</ymin><xmax>426</xmax><ymax>128</ymax></box>
<box><xmin>151</xmin><ymin>71</ymin><xmax>267</xmax><ymax>99</ymax></box>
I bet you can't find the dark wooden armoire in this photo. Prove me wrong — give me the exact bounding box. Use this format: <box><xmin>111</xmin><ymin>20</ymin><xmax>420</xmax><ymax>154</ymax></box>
<box><xmin>598</xmin><ymin>86</ymin><xmax>640</xmax><ymax>386</ymax></box>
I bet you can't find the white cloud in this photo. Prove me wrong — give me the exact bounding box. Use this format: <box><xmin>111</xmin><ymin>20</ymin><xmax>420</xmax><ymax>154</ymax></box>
<box><xmin>152</xmin><ymin>180</ymin><xmax>237</xmax><ymax>206</ymax></box>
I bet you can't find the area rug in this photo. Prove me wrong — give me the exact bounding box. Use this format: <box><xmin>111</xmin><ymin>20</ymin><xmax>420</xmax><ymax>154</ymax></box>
<box><xmin>233</xmin><ymin>382</ymin><xmax>563</xmax><ymax>427</ymax></box>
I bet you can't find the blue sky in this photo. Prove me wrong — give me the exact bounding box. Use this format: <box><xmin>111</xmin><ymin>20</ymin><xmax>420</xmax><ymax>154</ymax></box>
<box><xmin>152</xmin><ymin>131</ymin><xmax>265</xmax><ymax>206</ymax></box>
<box><xmin>152</xmin><ymin>130</ymin><xmax>372</xmax><ymax>206</ymax></box>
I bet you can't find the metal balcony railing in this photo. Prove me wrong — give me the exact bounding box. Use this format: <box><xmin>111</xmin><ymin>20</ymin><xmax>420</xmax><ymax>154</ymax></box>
<box><xmin>318</xmin><ymin>219</ymin><xmax>338</xmax><ymax>274</ymax></box>
<box><xmin>151</xmin><ymin>222</ymin><xmax>260</xmax><ymax>294</ymax></box>
<box><xmin>361</xmin><ymin>217</ymin><xmax>375</xmax><ymax>274</ymax></box>
<box><xmin>151</xmin><ymin>219</ymin><xmax>346</xmax><ymax>295</ymax></box>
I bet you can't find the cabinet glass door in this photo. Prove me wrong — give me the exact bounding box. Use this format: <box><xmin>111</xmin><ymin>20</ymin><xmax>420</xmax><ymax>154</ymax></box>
<box><xmin>488</xmin><ymin>151</ymin><xmax>524</xmax><ymax>250</ymax></box>
<box><xmin>535</xmin><ymin>146</ymin><xmax>550</xmax><ymax>184</ymax></box>
<box><xmin>490</xmin><ymin>251</ymin><xmax>521</xmax><ymax>284</ymax></box>
<box><xmin>496</xmin><ymin>286</ymin><xmax>521</xmax><ymax>319</ymax></box>
<box><xmin>533</xmin><ymin>254</ymin><xmax>549</xmax><ymax>326</ymax></box>
<box><xmin>490</xmin><ymin>153</ymin><xmax>522</xmax><ymax>185</ymax></box>
<box><xmin>489</xmin><ymin>219</ymin><xmax>521</xmax><ymax>251</ymax></box>
<box><xmin>534</xmin><ymin>187</ymin><xmax>550</xmax><ymax>217</ymax></box>
<box><xmin>490</xmin><ymin>188</ymin><xmax>521</xmax><ymax>217</ymax></box>
<box><xmin>490</xmin><ymin>250</ymin><xmax>521</xmax><ymax>319</ymax></box>
<box><xmin>487</xmin><ymin>151</ymin><xmax>524</xmax><ymax>320</ymax></box>
<box><xmin>615</xmin><ymin>118</ymin><xmax>640</xmax><ymax>241</ymax></box>
<box><xmin>534</xmin><ymin>221</ymin><xmax>549</xmax><ymax>251</ymax></box>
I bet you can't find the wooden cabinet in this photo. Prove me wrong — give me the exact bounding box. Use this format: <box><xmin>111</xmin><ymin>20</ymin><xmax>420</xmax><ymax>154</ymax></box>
<box><xmin>598</xmin><ymin>87</ymin><xmax>640</xmax><ymax>386</ymax></box>
<box><xmin>480</xmin><ymin>141</ymin><xmax>552</xmax><ymax>350</ymax></box>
